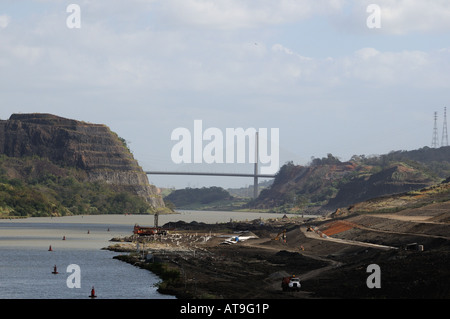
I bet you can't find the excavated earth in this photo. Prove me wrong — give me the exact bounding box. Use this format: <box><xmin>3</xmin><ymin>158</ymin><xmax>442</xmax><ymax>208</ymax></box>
<box><xmin>108</xmin><ymin>200</ymin><xmax>450</xmax><ymax>299</ymax></box>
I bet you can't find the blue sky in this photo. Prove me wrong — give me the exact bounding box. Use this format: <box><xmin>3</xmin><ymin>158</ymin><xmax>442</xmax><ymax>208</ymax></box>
<box><xmin>1</xmin><ymin>1</ymin><xmax>450</xmax><ymax>189</ymax></box>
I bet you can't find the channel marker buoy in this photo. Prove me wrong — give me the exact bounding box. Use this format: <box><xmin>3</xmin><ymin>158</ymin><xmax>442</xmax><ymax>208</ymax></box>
<box><xmin>52</xmin><ymin>265</ymin><xmax>58</xmax><ymax>274</ymax></box>
<box><xmin>48</xmin><ymin>245</ymin><xmax>53</xmax><ymax>251</ymax></box>
<box><xmin>89</xmin><ymin>286</ymin><xmax>97</xmax><ymax>298</ymax></box>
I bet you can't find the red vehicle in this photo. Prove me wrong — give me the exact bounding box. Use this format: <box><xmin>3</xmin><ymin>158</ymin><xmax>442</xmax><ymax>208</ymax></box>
<box><xmin>133</xmin><ymin>224</ymin><xmax>167</xmax><ymax>236</ymax></box>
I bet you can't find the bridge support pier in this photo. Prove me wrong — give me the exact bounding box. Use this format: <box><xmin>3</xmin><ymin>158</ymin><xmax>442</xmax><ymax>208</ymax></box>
<box><xmin>253</xmin><ymin>175</ymin><xmax>258</xmax><ymax>199</ymax></box>
<box><xmin>253</xmin><ymin>132</ymin><xmax>259</xmax><ymax>199</ymax></box>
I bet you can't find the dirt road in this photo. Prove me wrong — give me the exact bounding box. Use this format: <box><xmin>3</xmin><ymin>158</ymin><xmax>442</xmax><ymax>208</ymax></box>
<box><xmin>300</xmin><ymin>225</ymin><xmax>398</xmax><ymax>250</ymax></box>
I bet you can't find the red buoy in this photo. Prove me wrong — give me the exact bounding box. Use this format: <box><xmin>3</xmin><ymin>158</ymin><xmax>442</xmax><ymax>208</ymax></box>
<box><xmin>89</xmin><ymin>286</ymin><xmax>97</xmax><ymax>298</ymax></box>
<box><xmin>48</xmin><ymin>245</ymin><xmax>53</xmax><ymax>251</ymax></box>
<box><xmin>62</xmin><ymin>236</ymin><xmax>66</xmax><ymax>240</ymax></box>
<box><xmin>52</xmin><ymin>265</ymin><xmax>58</xmax><ymax>274</ymax></box>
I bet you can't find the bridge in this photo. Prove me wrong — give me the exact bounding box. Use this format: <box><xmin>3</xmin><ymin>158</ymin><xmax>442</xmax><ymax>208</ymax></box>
<box><xmin>145</xmin><ymin>132</ymin><xmax>276</xmax><ymax>198</ymax></box>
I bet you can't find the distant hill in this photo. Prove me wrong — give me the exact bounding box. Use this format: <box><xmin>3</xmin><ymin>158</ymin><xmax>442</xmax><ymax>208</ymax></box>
<box><xmin>163</xmin><ymin>186</ymin><xmax>245</xmax><ymax>210</ymax></box>
<box><xmin>249</xmin><ymin>147</ymin><xmax>450</xmax><ymax>213</ymax></box>
<box><xmin>227</xmin><ymin>179</ymin><xmax>273</xmax><ymax>198</ymax></box>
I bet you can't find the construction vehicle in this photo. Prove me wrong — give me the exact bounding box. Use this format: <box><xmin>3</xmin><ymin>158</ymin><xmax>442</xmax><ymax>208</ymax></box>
<box><xmin>273</xmin><ymin>229</ymin><xmax>286</xmax><ymax>241</ymax></box>
<box><xmin>133</xmin><ymin>224</ymin><xmax>167</xmax><ymax>236</ymax></box>
<box><xmin>281</xmin><ymin>275</ymin><xmax>301</xmax><ymax>292</ymax></box>
<box><xmin>132</xmin><ymin>212</ymin><xmax>171</xmax><ymax>236</ymax></box>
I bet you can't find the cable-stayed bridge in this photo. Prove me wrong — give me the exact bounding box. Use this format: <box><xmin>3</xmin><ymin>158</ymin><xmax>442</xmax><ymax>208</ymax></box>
<box><xmin>144</xmin><ymin>131</ymin><xmax>278</xmax><ymax>198</ymax></box>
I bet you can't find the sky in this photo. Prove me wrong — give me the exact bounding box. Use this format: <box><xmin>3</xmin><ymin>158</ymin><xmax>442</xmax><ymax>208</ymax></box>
<box><xmin>1</xmin><ymin>0</ymin><xmax>449</xmax><ymax>189</ymax></box>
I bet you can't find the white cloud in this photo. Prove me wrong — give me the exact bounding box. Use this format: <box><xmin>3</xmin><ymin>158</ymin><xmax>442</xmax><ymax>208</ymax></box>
<box><xmin>344</xmin><ymin>47</ymin><xmax>450</xmax><ymax>88</ymax></box>
<box><xmin>0</xmin><ymin>14</ymin><xmax>11</xmax><ymax>29</ymax></box>
<box><xmin>158</xmin><ymin>0</ymin><xmax>346</xmax><ymax>30</ymax></box>
<box><xmin>345</xmin><ymin>0</ymin><xmax>450</xmax><ymax>34</ymax></box>
<box><xmin>272</xmin><ymin>43</ymin><xmax>294</xmax><ymax>55</ymax></box>
<box><xmin>248</xmin><ymin>43</ymin><xmax>450</xmax><ymax>90</ymax></box>
<box><xmin>379</xmin><ymin>0</ymin><xmax>450</xmax><ymax>34</ymax></box>
<box><xmin>153</xmin><ymin>0</ymin><xmax>450</xmax><ymax>34</ymax></box>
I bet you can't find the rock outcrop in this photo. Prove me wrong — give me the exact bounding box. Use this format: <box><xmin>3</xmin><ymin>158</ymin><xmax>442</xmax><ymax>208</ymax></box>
<box><xmin>250</xmin><ymin>159</ymin><xmax>440</xmax><ymax>213</ymax></box>
<box><xmin>325</xmin><ymin>164</ymin><xmax>435</xmax><ymax>209</ymax></box>
<box><xmin>0</xmin><ymin>113</ymin><xmax>165</xmax><ymax>210</ymax></box>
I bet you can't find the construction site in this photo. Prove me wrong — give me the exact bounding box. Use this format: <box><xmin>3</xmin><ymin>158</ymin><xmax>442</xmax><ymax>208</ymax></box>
<box><xmin>102</xmin><ymin>110</ymin><xmax>450</xmax><ymax>299</ymax></box>
<box><xmin>107</xmin><ymin>183</ymin><xmax>450</xmax><ymax>299</ymax></box>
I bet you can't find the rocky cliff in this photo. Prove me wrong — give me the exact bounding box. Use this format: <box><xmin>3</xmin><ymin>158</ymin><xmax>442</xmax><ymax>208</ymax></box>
<box><xmin>0</xmin><ymin>113</ymin><xmax>165</xmax><ymax>211</ymax></box>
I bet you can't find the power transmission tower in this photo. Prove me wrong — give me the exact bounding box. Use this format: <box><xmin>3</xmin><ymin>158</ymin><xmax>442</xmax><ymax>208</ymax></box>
<box><xmin>432</xmin><ymin>111</ymin><xmax>439</xmax><ymax>148</ymax></box>
<box><xmin>442</xmin><ymin>107</ymin><xmax>449</xmax><ymax>147</ymax></box>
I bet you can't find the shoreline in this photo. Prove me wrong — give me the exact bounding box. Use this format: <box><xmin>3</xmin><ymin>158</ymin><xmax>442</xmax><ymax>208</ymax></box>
<box><xmin>105</xmin><ymin>209</ymin><xmax>450</xmax><ymax>299</ymax></box>
<box><xmin>105</xmin><ymin>215</ymin><xmax>325</xmax><ymax>299</ymax></box>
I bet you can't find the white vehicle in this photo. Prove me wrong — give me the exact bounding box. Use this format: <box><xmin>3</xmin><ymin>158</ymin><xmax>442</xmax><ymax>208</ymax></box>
<box><xmin>282</xmin><ymin>275</ymin><xmax>301</xmax><ymax>292</ymax></box>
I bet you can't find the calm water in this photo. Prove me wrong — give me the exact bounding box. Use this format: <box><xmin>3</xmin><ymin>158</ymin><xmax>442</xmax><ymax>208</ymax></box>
<box><xmin>0</xmin><ymin>211</ymin><xmax>301</xmax><ymax>299</ymax></box>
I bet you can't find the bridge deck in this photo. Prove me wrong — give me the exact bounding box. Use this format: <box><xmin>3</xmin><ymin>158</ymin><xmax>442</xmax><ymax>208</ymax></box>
<box><xmin>145</xmin><ymin>171</ymin><xmax>275</xmax><ymax>178</ymax></box>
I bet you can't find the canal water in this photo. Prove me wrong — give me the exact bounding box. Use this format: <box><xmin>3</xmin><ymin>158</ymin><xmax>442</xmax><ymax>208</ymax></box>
<box><xmin>0</xmin><ymin>211</ymin><xmax>301</xmax><ymax>299</ymax></box>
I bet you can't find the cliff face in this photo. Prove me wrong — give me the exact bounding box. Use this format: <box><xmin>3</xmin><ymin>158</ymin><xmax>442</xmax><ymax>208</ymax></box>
<box><xmin>0</xmin><ymin>113</ymin><xmax>164</xmax><ymax>210</ymax></box>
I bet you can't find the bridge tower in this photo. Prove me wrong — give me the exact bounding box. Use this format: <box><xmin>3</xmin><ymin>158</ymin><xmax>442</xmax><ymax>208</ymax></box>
<box><xmin>253</xmin><ymin>132</ymin><xmax>259</xmax><ymax>199</ymax></box>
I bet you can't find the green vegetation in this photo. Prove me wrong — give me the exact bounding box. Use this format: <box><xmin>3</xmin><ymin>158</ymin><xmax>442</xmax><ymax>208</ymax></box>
<box><xmin>113</xmin><ymin>253</ymin><xmax>186</xmax><ymax>297</ymax></box>
<box><xmin>251</xmin><ymin>146</ymin><xmax>450</xmax><ymax>212</ymax></box>
<box><xmin>164</xmin><ymin>186</ymin><xmax>237</xmax><ymax>210</ymax></box>
<box><xmin>351</xmin><ymin>146</ymin><xmax>450</xmax><ymax>177</ymax></box>
<box><xmin>0</xmin><ymin>156</ymin><xmax>153</xmax><ymax>218</ymax></box>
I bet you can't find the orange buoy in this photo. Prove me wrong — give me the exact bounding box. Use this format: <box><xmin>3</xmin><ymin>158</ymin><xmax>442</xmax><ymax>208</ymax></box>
<box><xmin>89</xmin><ymin>286</ymin><xmax>97</xmax><ymax>298</ymax></box>
<box><xmin>48</xmin><ymin>245</ymin><xmax>53</xmax><ymax>251</ymax></box>
<box><xmin>52</xmin><ymin>265</ymin><xmax>58</xmax><ymax>274</ymax></box>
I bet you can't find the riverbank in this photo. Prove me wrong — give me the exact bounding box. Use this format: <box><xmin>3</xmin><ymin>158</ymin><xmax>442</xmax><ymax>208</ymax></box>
<box><xmin>106</xmin><ymin>210</ymin><xmax>450</xmax><ymax>299</ymax></box>
<box><xmin>105</xmin><ymin>215</ymin><xmax>335</xmax><ymax>299</ymax></box>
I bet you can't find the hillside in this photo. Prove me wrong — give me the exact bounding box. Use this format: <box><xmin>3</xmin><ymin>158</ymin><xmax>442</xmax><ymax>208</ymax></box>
<box><xmin>250</xmin><ymin>148</ymin><xmax>450</xmax><ymax>213</ymax></box>
<box><xmin>306</xmin><ymin>180</ymin><xmax>450</xmax><ymax>298</ymax></box>
<box><xmin>163</xmin><ymin>186</ymin><xmax>248</xmax><ymax>210</ymax></box>
<box><xmin>325</xmin><ymin>163</ymin><xmax>436</xmax><ymax>209</ymax></box>
<box><xmin>227</xmin><ymin>180</ymin><xmax>273</xmax><ymax>198</ymax></box>
<box><xmin>164</xmin><ymin>186</ymin><xmax>231</xmax><ymax>206</ymax></box>
<box><xmin>0</xmin><ymin>113</ymin><xmax>166</xmax><ymax>217</ymax></box>
<box><xmin>331</xmin><ymin>178</ymin><xmax>450</xmax><ymax>217</ymax></box>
